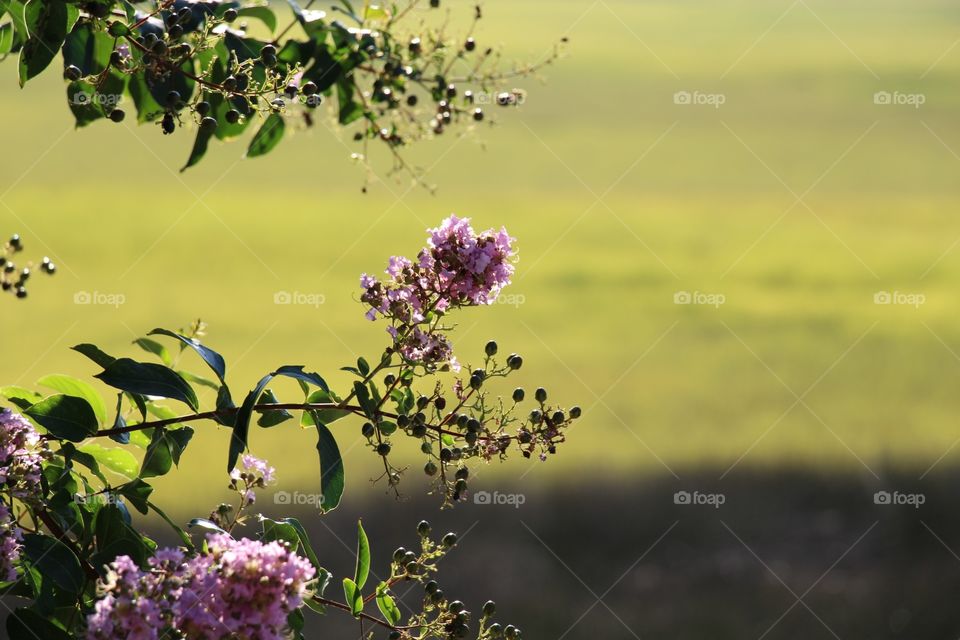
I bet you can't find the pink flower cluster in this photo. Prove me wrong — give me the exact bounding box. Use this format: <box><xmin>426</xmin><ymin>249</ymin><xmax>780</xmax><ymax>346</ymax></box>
<box><xmin>360</xmin><ymin>215</ymin><xmax>515</xmax><ymax>368</ymax></box>
<box><xmin>0</xmin><ymin>408</ymin><xmax>44</xmax><ymax>582</ymax></box>
<box><xmin>230</xmin><ymin>454</ymin><xmax>276</xmax><ymax>506</ymax></box>
<box><xmin>0</xmin><ymin>408</ymin><xmax>43</xmax><ymax>499</ymax></box>
<box><xmin>87</xmin><ymin>534</ymin><xmax>316</xmax><ymax>640</ymax></box>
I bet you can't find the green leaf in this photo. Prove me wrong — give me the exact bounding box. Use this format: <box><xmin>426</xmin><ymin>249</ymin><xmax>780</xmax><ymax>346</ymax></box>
<box><xmin>6</xmin><ymin>608</ymin><xmax>71</xmax><ymax>640</ymax></box>
<box><xmin>246</xmin><ymin>113</ymin><xmax>285</xmax><ymax>158</ymax></box>
<box><xmin>21</xmin><ymin>534</ymin><xmax>84</xmax><ymax>595</ymax></box>
<box><xmin>25</xmin><ymin>394</ymin><xmax>98</xmax><ymax>441</ymax></box>
<box><xmin>77</xmin><ymin>443</ymin><xmax>139</xmax><ymax>479</ymax></box>
<box><xmin>18</xmin><ymin>0</ymin><xmax>71</xmax><ymax>86</ymax></box>
<box><xmin>95</xmin><ymin>358</ymin><xmax>199</xmax><ymax>411</ymax></box>
<box><xmin>132</xmin><ymin>338</ymin><xmax>172</xmax><ymax>365</ymax></box>
<box><xmin>336</xmin><ymin>79</ymin><xmax>364</xmax><ymax>125</ymax></box>
<box><xmin>0</xmin><ymin>22</ymin><xmax>15</xmax><ymax>55</ymax></box>
<box><xmin>1</xmin><ymin>385</ymin><xmax>43</xmax><ymax>410</ymax></box>
<box><xmin>280</xmin><ymin>517</ymin><xmax>322</xmax><ymax>571</ymax></box>
<box><xmin>342</xmin><ymin>577</ymin><xmax>363</xmax><ymax>616</ymax></box>
<box><xmin>237</xmin><ymin>5</ymin><xmax>276</xmax><ymax>32</ymax></box>
<box><xmin>261</xmin><ymin>516</ymin><xmax>300</xmax><ymax>548</ymax></box>
<box><xmin>354</xmin><ymin>520</ymin><xmax>370</xmax><ymax>589</ymax></box>
<box><xmin>376</xmin><ymin>583</ymin><xmax>402</xmax><ymax>626</ymax></box>
<box><xmin>314</xmin><ymin>419</ymin><xmax>344</xmax><ymax>512</ymax></box>
<box><xmin>37</xmin><ymin>373</ymin><xmax>107</xmax><ymax>425</ymax></box>
<box><xmin>300</xmin><ymin>388</ymin><xmax>349</xmax><ymax>427</ymax></box>
<box><xmin>148</xmin><ymin>328</ymin><xmax>227</xmax><ymax>382</ymax></box>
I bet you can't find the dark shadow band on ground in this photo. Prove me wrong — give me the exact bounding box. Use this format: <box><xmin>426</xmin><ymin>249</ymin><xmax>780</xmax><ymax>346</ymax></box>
<box><xmin>6</xmin><ymin>465</ymin><xmax>960</xmax><ymax>639</ymax></box>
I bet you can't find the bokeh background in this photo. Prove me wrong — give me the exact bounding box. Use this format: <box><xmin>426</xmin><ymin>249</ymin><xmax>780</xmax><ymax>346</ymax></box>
<box><xmin>3</xmin><ymin>0</ymin><xmax>960</xmax><ymax>637</ymax></box>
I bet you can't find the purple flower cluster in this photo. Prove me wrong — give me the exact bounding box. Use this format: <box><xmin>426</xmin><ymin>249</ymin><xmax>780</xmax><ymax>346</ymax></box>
<box><xmin>0</xmin><ymin>408</ymin><xmax>44</xmax><ymax>582</ymax></box>
<box><xmin>230</xmin><ymin>454</ymin><xmax>276</xmax><ymax>506</ymax></box>
<box><xmin>87</xmin><ymin>534</ymin><xmax>315</xmax><ymax>640</ymax></box>
<box><xmin>0</xmin><ymin>408</ymin><xmax>43</xmax><ymax>499</ymax></box>
<box><xmin>360</xmin><ymin>215</ymin><xmax>515</xmax><ymax>368</ymax></box>
<box><xmin>0</xmin><ymin>502</ymin><xmax>21</xmax><ymax>582</ymax></box>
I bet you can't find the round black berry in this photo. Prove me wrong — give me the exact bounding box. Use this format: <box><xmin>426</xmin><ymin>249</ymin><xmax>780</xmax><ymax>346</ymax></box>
<box><xmin>376</xmin><ymin>442</ymin><xmax>391</xmax><ymax>456</ymax></box>
<box><xmin>109</xmin><ymin>108</ymin><xmax>125</xmax><ymax>123</ymax></box>
<box><xmin>64</xmin><ymin>65</ymin><xmax>82</xmax><ymax>81</ymax></box>
<box><xmin>507</xmin><ymin>354</ymin><xmax>523</xmax><ymax>369</ymax></box>
<box><xmin>225</xmin><ymin>109</ymin><xmax>240</xmax><ymax>124</ymax></box>
<box><xmin>465</xmin><ymin>38</ymin><xmax>476</xmax><ymax>52</ymax></box>
<box><xmin>224</xmin><ymin>7</ymin><xmax>238</xmax><ymax>21</ymax></box>
<box><xmin>512</xmin><ymin>388</ymin><xmax>525</xmax><ymax>402</ymax></box>
<box><xmin>199</xmin><ymin>116</ymin><xmax>218</xmax><ymax>134</ymax></box>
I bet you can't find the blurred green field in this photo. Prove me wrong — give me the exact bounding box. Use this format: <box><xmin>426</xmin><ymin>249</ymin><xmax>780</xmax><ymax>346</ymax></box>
<box><xmin>2</xmin><ymin>0</ymin><xmax>960</xmax><ymax>512</ymax></box>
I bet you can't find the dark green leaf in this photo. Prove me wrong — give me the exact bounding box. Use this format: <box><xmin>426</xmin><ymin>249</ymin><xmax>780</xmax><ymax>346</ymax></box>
<box><xmin>95</xmin><ymin>358</ymin><xmax>199</xmax><ymax>411</ymax></box>
<box><xmin>246</xmin><ymin>113</ymin><xmax>285</xmax><ymax>158</ymax></box>
<box><xmin>18</xmin><ymin>0</ymin><xmax>72</xmax><ymax>86</ymax></box>
<box><xmin>148</xmin><ymin>328</ymin><xmax>227</xmax><ymax>382</ymax></box>
<box><xmin>117</xmin><ymin>479</ymin><xmax>153</xmax><ymax>515</ymax></box>
<box><xmin>181</xmin><ymin>121</ymin><xmax>216</xmax><ymax>171</ymax></box>
<box><xmin>314</xmin><ymin>419</ymin><xmax>344</xmax><ymax>512</ymax></box>
<box><xmin>25</xmin><ymin>394</ymin><xmax>98</xmax><ymax>441</ymax></box>
<box><xmin>6</xmin><ymin>608</ymin><xmax>71</xmax><ymax>640</ymax></box>
<box><xmin>21</xmin><ymin>534</ymin><xmax>84</xmax><ymax>595</ymax></box>
<box><xmin>72</xmin><ymin>343</ymin><xmax>116</xmax><ymax>368</ymax></box>
<box><xmin>229</xmin><ymin>366</ymin><xmax>327</xmax><ymax>471</ymax></box>
<box><xmin>257</xmin><ymin>388</ymin><xmax>292</xmax><ymax>427</ymax></box>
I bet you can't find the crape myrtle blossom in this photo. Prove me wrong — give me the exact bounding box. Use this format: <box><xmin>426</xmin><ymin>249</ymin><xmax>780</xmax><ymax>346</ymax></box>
<box><xmin>0</xmin><ymin>408</ymin><xmax>44</xmax><ymax>582</ymax></box>
<box><xmin>360</xmin><ymin>215</ymin><xmax>516</xmax><ymax>369</ymax></box>
<box><xmin>229</xmin><ymin>454</ymin><xmax>276</xmax><ymax>506</ymax></box>
<box><xmin>87</xmin><ymin>534</ymin><xmax>315</xmax><ymax>640</ymax></box>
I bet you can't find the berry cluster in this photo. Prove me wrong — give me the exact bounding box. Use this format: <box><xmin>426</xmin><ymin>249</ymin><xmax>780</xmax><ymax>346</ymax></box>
<box><xmin>0</xmin><ymin>234</ymin><xmax>56</xmax><ymax>299</ymax></box>
<box><xmin>42</xmin><ymin>0</ymin><xmax>566</xmax><ymax>180</ymax></box>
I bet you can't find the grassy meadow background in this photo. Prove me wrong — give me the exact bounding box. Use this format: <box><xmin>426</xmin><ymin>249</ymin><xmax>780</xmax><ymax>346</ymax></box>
<box><xmin>3</xmin><ymin>1</ymin><xmax>960</xmax><ymax>636</ymax></box>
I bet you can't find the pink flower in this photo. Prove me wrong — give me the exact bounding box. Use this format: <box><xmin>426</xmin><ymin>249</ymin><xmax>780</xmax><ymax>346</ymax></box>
<box><xmin>360</xmin><ymin>215</ymin><xmax>515</xmax><ymax>369</ymax></box>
